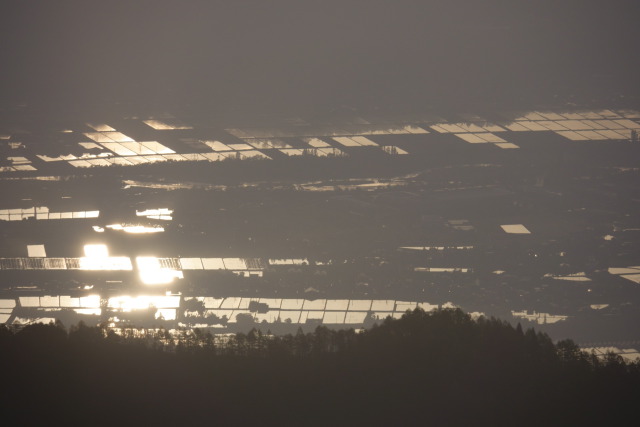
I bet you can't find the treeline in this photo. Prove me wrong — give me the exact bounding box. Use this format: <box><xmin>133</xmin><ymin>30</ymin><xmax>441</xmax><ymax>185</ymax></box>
<box><xmin>1</xmin><ymin>309</ymin><xmax>639</xmax><ymax>426</ymax></box>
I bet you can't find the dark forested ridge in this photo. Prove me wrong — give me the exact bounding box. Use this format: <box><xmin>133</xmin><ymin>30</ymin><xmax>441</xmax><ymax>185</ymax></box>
<box><xmin>1</xmin><ymin>309</ymin><xmax>638</xmax><ymax>426</ymax></box>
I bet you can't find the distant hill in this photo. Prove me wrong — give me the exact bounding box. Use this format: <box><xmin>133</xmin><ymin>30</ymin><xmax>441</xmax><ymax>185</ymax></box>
<box><xmin>1</xmin><ymin>308</ymin><xmax>638</xmax><ymax>426</ymax></box>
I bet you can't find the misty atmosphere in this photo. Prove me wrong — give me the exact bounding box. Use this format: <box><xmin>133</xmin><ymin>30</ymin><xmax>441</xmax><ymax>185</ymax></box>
<box><xmin>1</xmin><ymin>1</ymin><xmax>640</xmax><ymax>424</ymax></box>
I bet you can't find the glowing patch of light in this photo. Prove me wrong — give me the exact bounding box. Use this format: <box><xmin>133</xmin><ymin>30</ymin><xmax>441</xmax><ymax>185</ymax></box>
<box><xmin>136</xmin><ymin>208</ymin><xmax>173</xmax><ymax>221</ymax></box>
<box><xmin>79</xmin><ymin>295</ymin><xmax>101</xmax><ymax>308</ymax></box>
<box><xmin>108</xmin><ymin>295</ymin><xmax>180</xmax><ymax>312</ymax></box>
<box><xmin>143</xmin><ymin>119</ymin><xmax>192</xmax><ymax>130</ymax></box>
<box><xmin>155</xmin><ymin>309</ymin><xmax>177</xmax><ymax>320</ymax></box>
<box><xmin>79</xmin><ymin>257</ymin><xmax>132</xmax><ymax>270</ymax></box>
<box><xmin>74</xmin><ymin>308</ymin><xmax>101</xmax><ymax>315</ymax></box>
<box><xmin>80</xmin><ymin>245</ymin><xmax>133</xmax><ymax>270</ymax></box>
<box><xmin>93</xmin><ymin>226</ymin><xmax>105</xmax><ymax>233</ymax></box>
<box><xmin>109</xmin><ymin>296</ymin><xmax>152</xmax><ymax>311</ymax></box>
<box><xmin>106</xmin><ymin>224</ymin><xmax>164</xmax><ymax>234</ymax></box>
<box><xmin>136</xmin><ymin>257</ymin><xmax>183</xmax><ymax>285</ymax></box>
<box><xmin>13</xmin><ymin>317</ymin><xmax>57</xmax><ymax>326</ymax></box>
<box><xmin>84</xmin><ymin>244</ymin><xmax>108</xmax><ymax>258</ymax></box>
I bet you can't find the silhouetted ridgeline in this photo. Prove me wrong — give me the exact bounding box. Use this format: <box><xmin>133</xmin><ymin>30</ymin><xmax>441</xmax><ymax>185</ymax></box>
<box><xmin>1</xmin><ymin>309</ymin><xmax>638</xmax><ymax>426</ymax></box>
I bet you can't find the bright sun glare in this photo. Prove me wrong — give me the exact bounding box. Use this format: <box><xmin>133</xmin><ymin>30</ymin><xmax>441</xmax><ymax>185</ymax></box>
<box><xmin>79</xmin><ymin>244</ymin><xmax>132</xmax><ymax>270</ymax></box>
<box><xmin>83</xmin><ymin>244</ymin><xmax>108</xmax><ymax>258</ymax></box>
<box><xmin>136</xmin><ymin>256</ymin><xmax>183</xmax><ymax>285</ymax></box>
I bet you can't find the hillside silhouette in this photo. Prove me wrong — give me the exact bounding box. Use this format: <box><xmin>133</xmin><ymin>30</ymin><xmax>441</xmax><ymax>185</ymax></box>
<box><xmin>1</xmin><ymin>308</ymin><xmax>638</xmax><ymax>426</ymax></box>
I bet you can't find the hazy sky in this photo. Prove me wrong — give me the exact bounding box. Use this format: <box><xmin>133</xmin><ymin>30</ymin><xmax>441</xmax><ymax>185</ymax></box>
<box><xmin>2</xmin><ymin>1</ymin><xmax>639</xmax><ymax>111</ymax></box>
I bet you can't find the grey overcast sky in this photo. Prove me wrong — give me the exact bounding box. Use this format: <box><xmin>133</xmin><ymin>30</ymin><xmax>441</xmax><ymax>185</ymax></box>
<box><xmin>1</xmin><ymin>1</ymin><xmax>639</xmax><ymax>112</ymax></box>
